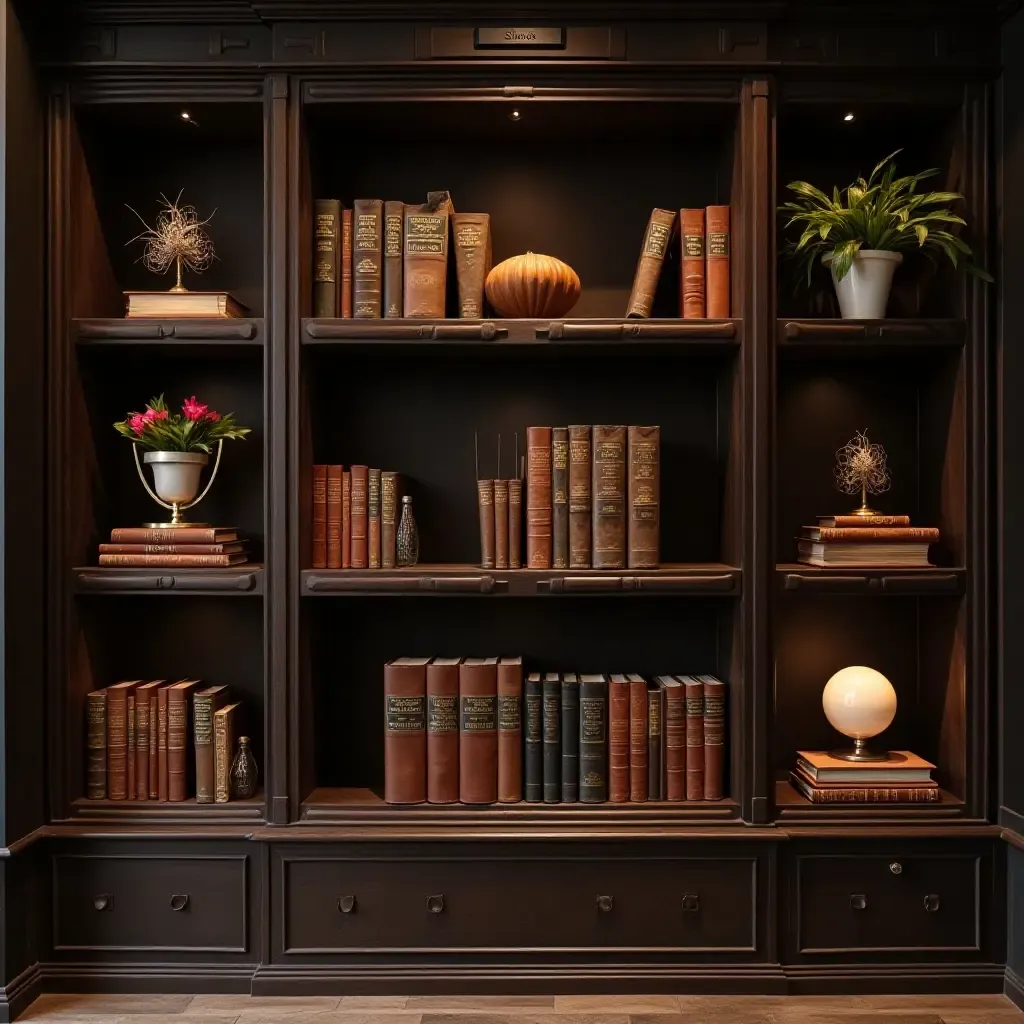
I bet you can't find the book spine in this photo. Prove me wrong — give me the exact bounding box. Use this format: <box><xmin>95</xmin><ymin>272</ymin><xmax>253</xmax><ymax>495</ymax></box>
<box><xmin>568</xmin><ymin>425</ymin><xmax>592</xmax><ymax>569</ymax></box>
<box><xmin>665</xmin><ymin>685</ymin><xmax>686</xmax><ymax>801</ymax></box>
<box><xmin>703</xmin><ymin>677</ymin><xmax>726</xmax><ymax>801</ymax></box>
<box><xmin>353</xmin><ymin>199</ymin><xmax>383</xmax><ymax>318</ymax></box>
<box><xmin>813</xmin><ymin>527</ymin><xmax>940</xmax><ymax>542</ymax></box>
<box><xmin>381</xmin><ymin>472</ymin><xmax>398</xmax><ymax>569</ymax></box>
<box><xmin>350</xmin><ymin>466</ymin><xmax>369</xmax><ymax>568</ymax></box>
<box><xmin>86</xmin><ymin>691</ymin><xmax>106</xmax><ymax>800</ymax></box>
<box><xmin>592</xmin><ymin>425</ymin><xmax>627</xmax><ymax>569</ymax></box>
<box><xmin>167</xmin><ymin>690</ymin><xmax>189</xmax><ymax>802</ymax></box>
<box><xmin>214</xmin><ymin>709</ymin><xmax>232</xmax><ymax>803</ymax></box>
<box><xmin>426</xmin><ymin>662</ymin><xmax>459</xmax><ymax>804</ymax></box>
<box><xmin>98</xmin><ymin>543</ymin><xmax>244</xmax><ymax>555</ymax></box>
<box><xmin>340</xmin><ymin>208</ymin><xmax>353</xmax><ymax>318</ymax></box>
<box><xmin>403</xmin><ymin>203</ymin><xmax>449</xmax><ymax>318</ymax></box>
<box><xmin>368</xmin><ymin>468</ymin><xmax>382</xmax><ymax>568</ymax></box>
<box><xmin>629</xmin><ymin>678</ymin><xmax>648</xmax><ymax>802</ymax></box>
<box><xmin>608</xmin><ymin>677</ymin><xmax>630</xmax><ymax>802</ymax></box>
<box><xmin>477</xmin><ymin>479</ymin><xmax>496</xmax><ymax>569</ymax></box>
<box><xmin>494</xmin><ymin>480</ymin><xmax>509</xmax><ymax>570</ymax></box>
<box><xmin>647</xmin><ymin>686</ymin><xmax>662</xmax><ymax>800</ymax></box>
<box><xmin>459</xmin><ymin>662</ymin><xmax>498</xmax><ymax>805</ymax></box>
<box><xmin>107</xmin><ymin>689</ymin><xmax>128</xmax><ymax>800</ymax></box>
<box><xmin>135</xmin><ymin>690</ymin><xmax>150</xmax><ymax>800</ymax></box>
<box><xmin>97</xmin><ymin>554</ymin><xmax>244</xmax><ymax>567</ymax></box>
<box><xmin>561</xmin><ymin>676</ymin><xmax>580</xmax><ymax>802</ymax></box>
<box><xmin>827</xmin><ymin>515</ymin><xmax>912</xmax><ymax>527</ymax></box>
<box><xmin>157</xmin><ymin>687</ymin><xmax>169</xmax><ymax>801</ymax></box>
<box><xmin>497</xmin><ymin>661</ymin><xmax>523</xmax><ymax>803</ymax></box>
<box><xmin>312</xmin><ymin>464</ymin><xmax>327</xmax><ymax>568</ymax></box>
<box><xmin>452</xmin><ymin>213</ymin><xmax>491</xmax><ymax>318</ymax></box>
<box><xmin>706</xmin><ymin>205</ymin><xmax>731</xmax><ymax>318</ymax></box>
<box><xmin>680</xmin><ymin>208</ymin><xmax>706</xmax><ymax>318</ymax></box>
<box><xmin>793</xmin><ymin>776</ymin><xmax>941</xmax><ymax>803</ymax></box>
<box><xmin>313</xmin><ymin>199</ymin><xmax>340</xmax><ymax>318</ymax></box>
<box><xmin>126</xmin><ymin>696</ymin><xmax>136</xmax><ymax>801</ymax></box>
<box><xmin>579</xmin><ymin>678</ymin><xmax>608</xmax><ymax>803</ymax></box>
<box><xmin>542</xmin><ymin>675</ymin><xmax>561</xmax><ymax>803</ymax></box>
<box><xmin>341</xmin><ymin>470</ymin><xmax>352</xmax><ymax>568</ymax></box>
<box><xmin>524</xmin><ymin>674</ymin><xmax>543</xmax><ymax>802</ymax></box>
<box><xmin>194</xmin><ymin>694</ymin><xmax>217</xmax><ymax>803</ymax></box>
<box><xmin>148</xmin><ymin>689</ymin><xmax>159</xmax><ymax>799</ymax></box>
<box><xmin>628</xmin><ymin>425</ymin><xmax>660</xmax><ymax>569</ymax></box>
<box><xmin>508</xmin><ymin>478</ymin><xmax>523</xmax><ymax>569</ymax></box>
<box><xmin>684</xmin><ymin>678</ymin><xmax>705</xmax><ymax>801</ymax></box>
<box><xmin>110</xmin><ymin>528</ymin><xmax>230</xmax><ymax>544</ymax></box>
<box><xmin>384</xmin><ymin>662</ymin><xmax>427</xmax><ymax>804</ymax></box>
<box><xmin>326</xmin><ymin>465</ymin><xmax>343</xmax><ymax>568</ymax></box>
<box><xmin>626</xmin><ymin>208</ymin><xmax>677</xmax><ymax>318</ymax></box>
<box><xmin>526</xmin><ymin>426</ymin><xmax>553</xmax><ymax>569</ymax></box>
<box><xmin>383</xmin><ymin>200</ymin><xmax>404</xmax><ymax>318</ymax></box>
<box><xmin>551</xmin><ymin>427</ymin><xmax>569</xmax><ymax>570</ymax></box>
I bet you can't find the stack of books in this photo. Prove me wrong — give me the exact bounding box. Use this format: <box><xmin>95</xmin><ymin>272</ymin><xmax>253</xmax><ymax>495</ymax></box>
<box><xmin>98</xmin><ymin>527</ymin><xmax>249</xmax><ymax>567</ymax></box>
<box><xmin>790</xmin><ymin>749</ymin><xmax>939</xmax><ymax>804</ymax></box>
<box><xmin>124</xmin><ymin>290</ymin><xmax>246</xmax><ymax>318</ymax></box>
<box><xmin>797</xmin><ymin>514</ymin><xmax>939</xmax><ymax>567</ymax></box>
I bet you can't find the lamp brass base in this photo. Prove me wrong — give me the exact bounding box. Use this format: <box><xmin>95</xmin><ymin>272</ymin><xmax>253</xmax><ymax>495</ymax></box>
<box><xmin>829</xmin><ymin>737</ymin><xmax>891</xmax><ymax>762</ymax></box>
<box><xmin>142</xmin><ymin>521</ymin><xmax>210</xmax><ymax>529</ymax></box>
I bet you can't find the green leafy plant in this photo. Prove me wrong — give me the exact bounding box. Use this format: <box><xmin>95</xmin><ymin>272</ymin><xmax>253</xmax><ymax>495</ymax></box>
<box><xmin>779</xmin><ymin>149</ymin><xmax>992</xmax><ymax>285</ymax></box>
<box><xmin>114</xmin><ymin>394</ymin><xmax>250</xmax><ymax>453</ymax></box>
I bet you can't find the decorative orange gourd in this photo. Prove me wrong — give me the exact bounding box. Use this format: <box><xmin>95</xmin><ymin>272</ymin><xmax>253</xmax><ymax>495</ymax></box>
<box><xmin>484</xmin><ymin>251</ymin><xmax>581</xmax><ymax>318</ymax></box>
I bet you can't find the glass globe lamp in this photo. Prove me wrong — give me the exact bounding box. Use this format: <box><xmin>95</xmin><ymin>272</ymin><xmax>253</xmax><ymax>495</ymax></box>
<box><xmin>821</xmin><ymin>664</ymin><xmax>897</xmax><ymax>762</ymax></box>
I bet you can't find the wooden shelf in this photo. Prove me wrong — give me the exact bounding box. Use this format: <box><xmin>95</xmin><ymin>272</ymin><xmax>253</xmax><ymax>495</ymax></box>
<box><xmin>777</xmin><ymin>318</ymin><xmax>965</xmax><ymax>355</ymax></box>
<box><xmin>65</xmin><ymin>792</ymin><xmax>265</xmax><ymax>825</ymax></box>
<box><xmin>73</xmin><ymin>565</ymin><xmax>264</xmax><ymax>595</ymax></box>
<box><xmin>775</xmin><ymin>780</ymin><xmax>966</xmax><ymax>821</ymax></box>
<box><xmin>73</xmin><ymin>317</ymin><xmax>265</xmax><ymax>350</ymax></box>
<box><xmin>301</xmin><ymin>564</ymin><xmax>741</xmax><ymax>597</ymax></box>
<box><xmin>776</xmin><ymin>564</ymin><xmax>965</xmax><ymax>596</ymax></box>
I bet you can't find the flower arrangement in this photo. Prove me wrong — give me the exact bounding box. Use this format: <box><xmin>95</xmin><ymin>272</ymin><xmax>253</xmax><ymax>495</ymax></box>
<box><xmin>114</xmin><ymin>394</ymin><xmax>250</xmax><ymax>453</ymax></box>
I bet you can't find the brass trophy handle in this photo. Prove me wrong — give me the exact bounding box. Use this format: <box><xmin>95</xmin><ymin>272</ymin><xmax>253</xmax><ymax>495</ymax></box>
<box><xmin>133</xmin><ymin>438</ymin><xmax>223</xmax><ymax>520</ymax></box>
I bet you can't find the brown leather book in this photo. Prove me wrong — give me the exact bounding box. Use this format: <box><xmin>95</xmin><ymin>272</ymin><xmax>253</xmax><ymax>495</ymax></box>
<box><xmin>680</xmin><ymin>208</ymin><xmax>706</xmax><ymax>318</ymax></box>
<box><xmin>592</xmin><ymin>425</ymin><xmax>627</xmax><ymax>569</ymax></box>
<box><xmin>628</xmin><ymin>425</ymin><xmax>660</xmax><ymax>569</ymax></box>
<box><xmin>98</xmin><ymin>553</ymin><xmax>248</xmax><ymax>567</ymax></box>
<box><xmin>350</xmin><ymin>465</ymin><xmax>369</xmax><ymax>568</ymax></box>
<box><xmin>608</xmin><ymin>674</ymin><xmax>630</xmax><ymax>802</ymax></box>
<box><xmin>626</xmin><ymin>208</ymin><xmax>677</xmax><ymax>318</ymax></box>
<box><xmin>820</xmin><ymin>514</ymin><xmax>912</xmax><ymax>528</ymax></box>
<box><xmin>126</xmin><ymin>695</ymin><xmax>136</xmax><ymax>801</ymax></box>
<box><xmin>526</xmin><ymin>426</ymin><xmax>553</xmax><ymax>569</ymax></box>
<box><xmin>341</xmin><ymin>470</ymin><xmax>352</xmax><ymax>568</ymax></box>
<box><xmin>426</xmin><ymin>657</ymin><xmax>460</xmax><ymax>804</ymax></box>
<box><xmin>110</xmin><ymin>527</ymin><xmax>237</xmax><ymax>544</ymax></box>
<box><xmin>214</xmin><ymin>702</ymin><xmax>241</xmax><ymax>803</ymax></box>
<box><xmin>148</xmin><ymin>682</ymin><xmax>161</xmax><ymax>799</ymax></box>
<box><xmin>628</xmin><ymin>673</ymin><xmax>648</xmax><ymax>802</ymax></box>
<box><xmin>647</xmin><ymin>680</ymin><xmax>663</xmax><ymax>800</ymax></box>
<box><xmin>459</xmin><ymin>657</ymin><xmax>498</xmax><ymax>805</ymax></box>
<box><xmin>701</xmin><ymin>675</ymin><xmax>726</xmax><ymax>801</ymax></box>
<box><xmin>134</xmin><ymin>680</ymin><xmax>163</xmax><ymax>800</ymax></box>
<box><xmin>353</xmin><ymin>199</ymin><xmax>383</xmax><ymax>318</ymax></box>
<box><xmin>658</xmin><ymin>676</ymin><xmax>685</xmax><ymax>801</ymax></box>
<box><xmin>86</xmin><ymin>689</ymin><xmax>106</xmax><ymax>799</ymax></box>
<box><xmin>326</xmin><ymin>465</ymin><xmax>343</xmax><ymax>568</ymax></box>
<box><xmin>99</xmin><ymin>542</ymin><xmax>247</xmax><ymax>555</ymax></box>
<box><xmin>498</xmin><ymin>656</ymin><xmax>523</xmax><ymax>803</ymax></box>
<box><xmin>706</xmin><ymin>205</ymin><xmax>731</xmax><ymax>318</ymax></box>
<box><xmin>477</xmin><ymin>479</ymin><xmax>495</xmax><ymax>569</ymax></box>
<box><xmin>494</xmin><ymin>480</ymin><xmax>509</xmax><ymax>570</ymax></box>
<box><xmin>805</xmin><ymin>526</ymin><xmax>940</xmax><ymax>542</ymax></box>
<box><xmin>403</xmin><ymin>202</ymin><xmax>449</xmax><ymax>318</ymax></box>
<box><xmin>682</xmin><ymin>675</ymin><xmax>705</xmax><ymax>801</ymax></box>
<box><xmin>452</xmin><ymin>212</ymin><xmax>491</xmax><ymax>318</ymax></box>
<box><xmin>383</xmin><ymin>200</ymin><xmax>404</xmax><ymax>318</ymax></box>
<box><xmin>508</xmin><ymin>478</ymin><xmax>523</xmax><ymax>569</ymax></box>
<box><xmin>313</xmin><ymin>198</ymin><xmax>341</xmax><ymax>317</ymax></box>
<box><xmin>384</xmin><ymin>657</ymin><xmax>428</xmax><ymax>804</ymax></box>
<box><xmin>552</xmin><ymin>427</ymin><xmax>569</xmax><ymax>569</ymax></box>
<box><xmin>790</xmin><ymin>769</ymin><xmax>940</xmax><ymax>804</ymax></box>
<box><xmin>368</xmin><ymin>468</ymin><xmax>382</xmax><ymax>569</ymax></box>
<box><xmin>381</xmin><ymin>471</ymin><xmax>399</xmax><ymax>569</ymax></box>
<box><xmin>106</xmin><ymin>680</ymin><xmax>140</xmax><ymax>801</ymax></box>
<box><xmin>568</xmin><ymin>425</ymin><xmax>592</xmax><ymax>569</ymax></box>
<box><xmin>194</xmin><ymin>684</ymin><xmax>229</xmax><ymax>804</ymax></box>
<box><xmin>167</xmin><ymin>678</ymin><xmax>202</xmax><ymax>802</ymax></box>
<box><xmin>340</xmin><ymin>207</ymin><xmax>353</xmax><ymax>318</ymax></box>
<box><xmin>312</xmin><ymin>464</ymin><xmax>327</xmax><ymax>568</ymax></box>
<box><xmin>157</xmin><ymin>684</ymin><xmax>170</xmax><ymax>801</ymax></box>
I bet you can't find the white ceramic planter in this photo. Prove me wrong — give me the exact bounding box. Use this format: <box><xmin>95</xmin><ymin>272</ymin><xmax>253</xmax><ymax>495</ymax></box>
<box><xmin>823</xmin><ymin>249</ymin><xmax>903</xmax><ymax>320</ymax></box>
<box><xmin>143</xmin><ymin>450</ymin><xmax>209</xmax><ymax>505</ymax></box>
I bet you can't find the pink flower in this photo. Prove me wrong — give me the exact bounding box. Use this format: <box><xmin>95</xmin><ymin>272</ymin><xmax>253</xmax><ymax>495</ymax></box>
<box><xmin>128</xmin><ymin>413</ymin><xmax>146</xmax><ymax>436</ymax></box>
<box><xmin>142</xmin><ymin>406</ymin><xmax>167</xmax><ymax>424</ymax></box>
<box><xmin>205</xmin><ymin>410</ymin><xmax>221</xmax><ymax>423</ymax></box>
<box><xmin>182</xmin><ymin>396</ymin><xmax>208</xmax><ymax>421</ymax></box>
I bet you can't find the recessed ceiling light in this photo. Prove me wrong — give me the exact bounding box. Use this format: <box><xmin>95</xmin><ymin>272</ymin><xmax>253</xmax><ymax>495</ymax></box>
<box><xmin>508</xmin><ymin>108</ymin><xmax>522</xmax><ymax>122</ymax></box>
<box><xmin>181</xmin><ymin>111</ymin><xmax>191</xmax><ymax>120</ymax></box>
<box><xmin>843</xmin><ymin>112</ymin><xmax>856</xmax><ymax>122</ymax></box>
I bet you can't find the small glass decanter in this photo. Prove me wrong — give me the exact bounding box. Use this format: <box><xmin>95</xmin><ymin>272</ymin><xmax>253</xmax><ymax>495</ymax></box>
<box><xmin>396</xmin><ymin>494</ymin><xmax>420</xmax><ymax>566</ymax></box>
<box><xmin>230</xmin><ymin>736</ymin><xmax>259</xmax><ymax>799</ymax></box>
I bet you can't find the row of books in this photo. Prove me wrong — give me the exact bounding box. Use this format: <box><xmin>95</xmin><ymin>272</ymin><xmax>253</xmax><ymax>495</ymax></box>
<box><xmin>797</xmin><ymin>514</ymin><xmax>938</xmax><ymax>568</ymax></box>
<box><xmin>98</xmin><ymin>527</ymin><xmax>249</xmax><ymax>568</ymax></box>
<box><xmin>311</xmin><ymin>466</ymin><xmax>401</xmax><ymax>569</ymax></box>
<box><xmin>384</xmin><ymin>657</ymin><xmax>727</xmax><ymax>805</ymax></box>
<box><xmin>85</xmin><ymin>679</ymin><xmax>246</xmax><ymax>803</ymax></box>
<box><xmin>791</xmin><ymin>749</ymin><xmax>938</xmax><ymax>804</ymax></box>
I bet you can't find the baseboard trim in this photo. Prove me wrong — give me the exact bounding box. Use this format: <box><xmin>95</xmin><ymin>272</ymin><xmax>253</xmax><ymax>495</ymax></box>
<box><xmin>0</xmin><ymin>962</ymin><xmax>41</xmax><ymax>1023</ymax></box>
<box><xmin>39</xmin><ymin>962</ymin><xmax>257</xmax><ymax>994</ymax></box>
<box><xmin>785</xmin><ymin>963</ymin><xmax>1005</xmax><ymax>995</ymax></box>
<box><xmin>1005</xmin><ymin>966</ymin><xmax>1024</xmax><ymax>1009</ymax></box>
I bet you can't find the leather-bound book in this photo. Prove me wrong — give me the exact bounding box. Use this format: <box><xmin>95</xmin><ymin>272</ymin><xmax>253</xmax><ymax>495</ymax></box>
<box><xmin>628</xmin><ymin>425</ymin><xmax>660</xmax><ymax>568</ymax></box>
<box><xmin>592</xmin><ymin>425</ymin><xmax>627</xmax><ymax>569</ymax></box>
<box><xmin>313</xmin><ymin>198</ymin><xmax>341</xmax><ymax>317</ymax></box>
<box><xmin>579</xmin><ymin>674</ymin><xmax>608</xmax><ymax>803</ymax></box>
<box><xmin>700</xmin><ymin>674</ymin><xmax>726</xmax><ymax>800</ymax></box>
<box><xmin>85</xmin><ymin>689</ymin><xmax>107</xmax><ymax>800</ymax></box>
<box><xmin>353</xmin><ymin>199</ymin><xmax>383</xmax><ymax>318</ymax></box>
<box><xmin>682</xmin><ymin>675</ymin><xmax>705</xmax><ymax>800</ymax></box>
<box><xmin>561</xmin><ymin>672</ymin><xmax>580</xmax><ymax>802</ymax></box>
<box><xmin>134</xmin><ymin>680</ymin><xmax>164</xmax><ymax>800</ymax></box>
<box><xmin>452</xmin><ymin>212</ymin><xmax>491</xmax><ymax>318</ymax></box>
<box><xmin>384</xmin><ymin>657</ymin><xmax>428</xmax><ymax>804</ymax></box>
<box><xmin>383</xmin><ymin>200</ymin><xmax>404</xmax><ymax>318</ymax></box>
<box><xmin>350</xmin><ymin>465</ymin><xmax>369</xmax><ymax>568</ymax></box>
<box><xmin>126</xmin><ymin>695</ymin><xmax>136</xmax><ymax>801</ymax></box>
<box><xmin>608</xmin><ymin>674</ymin><xmax>630</xmax><ymax>802</ymax></box>
<box><xmin>658</xmin><ymin>676</ymin><xmax>685</xmax><ymax>801</ymax></box>
<box><xmin>194</xmin><ymin>684</ymin><xmax>229</xmax><ymax>804</ymax></box>
<box><xmin>426</xmin><ymin>657</ymin><xmax>460</xmax><ymax>804</ymax></box>
<box><xmin>706</xmin><ymin>205</ymin><xmax>731</xmax><ymax>318</ymax></box>
<box><xmin>157</xmin><ymin>684</ymin><xmax>170</xmax><ymax>801</ymax></box>
<box><xmin>508</xmin><ymin>478</ymin><xmax>523</xmax><ymax>569</ymax></box>
<box><xmin>99</xmin><ymin>553</ymin><xmax>248</xmax><ymax>568</ymax></box>
<box><xmin>459</xmin><ymin>657</ymin><xmax>498</xmax><ymax>805</ymax></box>
<box><xmin>167</xmin><ymin>678</ymin><xmax>202</xmax><ymax>802</ymax></box>
<box><xmin>341</xmin><ymin>470</ymin><xmax>352</xmax><ymax>568</ymax></box>
<box><xmin>368</xmin><ymin>468</ymin><xmax>382</xmax><ymax>569</ymax></box>
<box><xmin>340</xmin><ymin>208</ymin><xmax>353</xmax><ymax>318</ymax></box>
<box><xmin>551</xmin><ymin>427</ymin><xmax>569</xmax><ymax>570</ymax></box>
<box><xmin>381</xmin><ymin>471</ymin><xmax>399</xmax><ymax>569</ymax></box>
<box><xmin>477</xmin><ymin>479</ymin><xmax>495</xmax><ymax>569</ymax></box>
<box><xmin>524</xmin><ymin>672</ymin><xmax>543</xmax><ymax>802</ymax></box>
<box><xmin>148</xmin><ymin>682</ymin><xmax>161</xmax><ymax>799</ymax></box>
<box><xmin>628</xmin><ymin>673</ymin><xmax>648</xmax><ymax>802</ymax></box>
<box><xmin>568</xmin><ymin>425</ymin><xmax>592</xmax><ymax>569</ymax></box>
<box><xmin>494</xmin><ymin>480</ymin><xmax>509</xmax><ymax>570</ymax></box>
<box><xmin>214</xmin><ymin>702</ymin><xmax>241</xmax><ymax>803</ymax></box>
<box><xmin>403</xmin><ymin>202</ymin><xmax>449</xmax><ymax>318</ymax></box>
<box><xmin>542</xmin><ymin>672</ymin><xmax>561</xmax><ymax>803</ymax></box>
<box><xmin>312</xmin><ymin>464</ymin><xmax>327</xmax><ymax>568</ymax></box>
<box><xmin>106</xmin><ymin>681</ymin><xmax>139</xmax><ymax>801</ymax></box>
<box><xmin>526</xmin><ymin>426</ymin><xmax>553</xmax><ymax>569</ymax></box>
<box><xmin>498</xmin><ymin>656</ymin><xmax>523</xmax><ymax>803</ymax></box>
<box><xmin>647</xmin><ymin>680</ymin><xmax>663</xmax><ymax>800</ymax></box>
<box><xmin>326</xmin><ymin>465</ymin><xmax>343</xmax><ymax>569</ymax></box>
<box><xmin>626</xmin><ymin>208</ymin><xmax>677</xmax><ymax>318</ymax></box>
<box><xmin>680</xmin><ymin>208</ymin><xmax>706</xmax><ymax>318</ymax></box>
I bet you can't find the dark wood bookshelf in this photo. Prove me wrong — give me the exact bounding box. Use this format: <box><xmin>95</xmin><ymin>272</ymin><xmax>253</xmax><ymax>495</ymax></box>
<box><xmin>776</xmin><ymin>565</ymin><xmax>965</xmax><ymax>597</ymax></box>
<box><xmin>777</xmin><ymin>318</ymin><xmax>966</xmax><ymax>350</ymax></box>
<box><xmin>67</xmin><ymin>793</ymin><xmax>266</xmax><ymax>824</ymax></box>
<box><xmin>73</xmin><ymin>318</ymin><xmax>265</xmax><ymax>349</ymax></box>
<box><xmin>73</xmin><ymin>566</ymin><xmax>264</xmax><ymax>596</ymax></box>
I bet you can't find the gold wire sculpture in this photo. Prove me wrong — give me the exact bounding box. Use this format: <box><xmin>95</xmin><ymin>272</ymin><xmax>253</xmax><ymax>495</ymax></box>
<box><xmin>834</xmin><ymin>429</ymin><xmax>891</xmax><ymax>516</ymax></box>
<box><xmin>126</xmin><ymin>191</ymin><xmax>216</xmax><ymax>293</ymax></box>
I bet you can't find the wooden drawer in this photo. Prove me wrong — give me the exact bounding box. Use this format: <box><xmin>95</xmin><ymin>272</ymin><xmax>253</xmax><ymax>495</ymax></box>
<box><xmin>54</xmin><ymin>853</ymin><xmax>248</xmax><ymax>952</ymax></box>
<box><xmin>280</xmin><ymin>851</ymin><xmax>757</xmax><ymax>955</ymax></box>
<box><xmin>796</xmin><ymin>853</ymin><xmax>980</xmax><ymax>955</ymax></box>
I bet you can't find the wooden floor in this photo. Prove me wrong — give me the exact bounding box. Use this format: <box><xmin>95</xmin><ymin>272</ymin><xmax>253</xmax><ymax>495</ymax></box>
<box><xmin>17</xmin><ymin>993</ymin><xmax>1024</xmax><ymax>1024</ymax></box>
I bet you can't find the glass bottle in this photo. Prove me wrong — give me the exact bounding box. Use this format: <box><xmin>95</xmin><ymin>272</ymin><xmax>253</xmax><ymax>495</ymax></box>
<box><xmin>230</xmin><ymin>736</ymin><xmax>259</xmax><ymax>799</ymax></box>
<box><xmin>396</xmin><ymin>494</ymin><xmax>420</xmax><ymax>566</ymax></box>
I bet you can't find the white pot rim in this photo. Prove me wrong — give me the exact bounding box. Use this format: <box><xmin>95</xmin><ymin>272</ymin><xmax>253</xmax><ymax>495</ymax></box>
<box><xmin>143</xmin><ymin>450</ymin><xmax>209</xmax><ymax>465</ymax></box>
<box><xmin>823</xmin><ymin>249</ymin><xmax>904</xmax><ymax>266</ymax></box>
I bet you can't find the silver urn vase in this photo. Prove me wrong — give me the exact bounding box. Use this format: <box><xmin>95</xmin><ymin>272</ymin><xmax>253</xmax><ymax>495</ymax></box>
<box><xmin>135</xmin><ymin>441</ymin><xmax>222</xmax><ymax>528</ymax></box>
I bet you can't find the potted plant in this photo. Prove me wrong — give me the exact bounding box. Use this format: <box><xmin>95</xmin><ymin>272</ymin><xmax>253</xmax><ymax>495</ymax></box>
<box><xmin>780</xmin><ymin>149</ymin><xmax>991</xmax><ymax>319</ymax></box>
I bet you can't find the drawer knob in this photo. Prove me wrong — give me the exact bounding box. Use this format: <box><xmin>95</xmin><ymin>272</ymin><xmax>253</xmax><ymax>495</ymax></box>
<box><xmin>890</xmin><ymin>862</ymin><xmax>903</xmax><ymax>875</ymax></box>
<box><xmin>850</xmin><ymin>893</ymin><xmax>867</xmax><ymax>911</ymax></box>
<box><xmin>338</xmin><ymin>895</ymin><xmax>356</xmax><ymax>914</ymax></box>
<box><xmin>924</xmin><ymin>893</ymin><xmax>941</xmax><ymax>913</ymax></box>
<box><xmin>682</xmin><ymin>894</ymin><xmax>700</xmax><ymax>912</ymax></box>
<box><xmin>596</xmin><ymin>895</ymin><xmax>614</xmax><ymax>913</ymax></box>
<box><xmin>93</xmin><ymin>894</ymin><xmax>112</xmax><ymax>912</ymax></box>
<box><xmin>169</xmin><ymin>894</ymin><xmax>189</xmax><ymax>912</ymax></box>
<box><xmin>426</xmin><ymin>894</ymin><xmax>445</xmax><ymax>914</ymax></box>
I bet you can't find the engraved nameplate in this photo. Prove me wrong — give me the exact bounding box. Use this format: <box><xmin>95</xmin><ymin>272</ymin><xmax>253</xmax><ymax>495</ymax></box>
<box><xmin>416</xmin><ymin>26</ymin><xmax>624</xmax><ymax>60</ymax></box>
<box><xmin>475</xmin><ymin>27</ymin><xmax>566</xmax><ymax>49</ymax></box>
